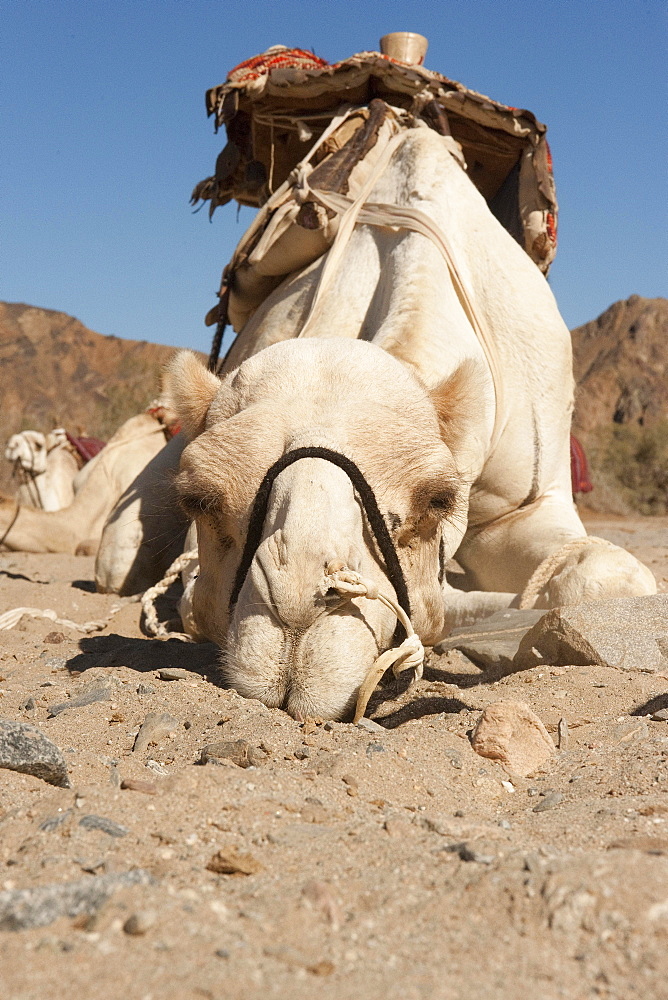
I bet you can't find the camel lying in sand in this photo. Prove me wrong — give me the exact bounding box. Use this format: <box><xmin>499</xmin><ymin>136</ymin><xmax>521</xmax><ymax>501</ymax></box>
<box><xmin>151</xmin><ymin>119</ymin><xmax>654</xmax><ymax>719</ymax></box>
<box><xmin>0</xmin><ymin>412</ymin><xmax>184</xmax><ymax>575</ymax></box>
<box><xmin>5</xmin><ymin>430</ymin><xmax>81</xmax><ymax>511</ymax></box>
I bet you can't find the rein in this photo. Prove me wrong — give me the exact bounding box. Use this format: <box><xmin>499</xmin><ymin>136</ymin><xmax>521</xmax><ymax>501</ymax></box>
<box><xmin>228</xmin><ymin>446</ymin><xmax>410</xmax><ymax>643</ymax></box>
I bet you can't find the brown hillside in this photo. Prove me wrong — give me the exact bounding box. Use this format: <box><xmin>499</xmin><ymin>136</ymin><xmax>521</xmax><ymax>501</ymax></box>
<box><xmin>571</xmin><ymin>295</ymin><xmax>668</xmax><ymax>515</ymax></box>
<box><xmin>0</xmin><ymin>302</ymin><xmax>180</xmax><ymax>493</ymax></box>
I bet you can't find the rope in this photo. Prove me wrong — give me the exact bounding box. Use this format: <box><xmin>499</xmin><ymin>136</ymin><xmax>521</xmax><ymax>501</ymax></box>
<box><xmin>228</xmin><ymin>447</ymin><xmax>411</xmax><ymax>643</ymax></box>
<box><xmin>320</xmin><ymin>565</ymin><xmax>424</xmax><ymax>723</ymax></box>
<box><xmin>518</xmin><ymin>535</ymin><xmax>615</xmax><ymax>609</ymax></box>
<box><xmin>0</xmin><ymin>502</ymin><xmax>20</xmax><ymax>548</ymax></box>
<box><xmin>291</xmin><ymin>136</ymin><xmax>505</xmax><ymax>450</ymax></box>
<box><xmin>140</xmin><ymin>548</ymin><xmax>199</xmax><ymax>641</ymax></box>
<box><xmin>0</xmin><ymin>601</ymin><xmax>130</xmax><ymax>635</ymax></box>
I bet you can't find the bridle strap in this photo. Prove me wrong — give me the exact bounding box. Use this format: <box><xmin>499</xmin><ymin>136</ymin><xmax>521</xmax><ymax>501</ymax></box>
<box><xmin>228</xmin><ymin>446</ymin><xmax>410</xmax><ymax>640</ymax></box>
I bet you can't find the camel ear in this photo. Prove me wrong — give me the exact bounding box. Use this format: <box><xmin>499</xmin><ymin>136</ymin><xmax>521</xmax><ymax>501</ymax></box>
<box><xmin>429</xmin><ymin>359</ymin><xmax>486</xmax><ymax>456</ymax></box>
<box><xmin>163</xmin><ymin>351</ymin><xmax>220</xmax><ymax>439</ymax></box>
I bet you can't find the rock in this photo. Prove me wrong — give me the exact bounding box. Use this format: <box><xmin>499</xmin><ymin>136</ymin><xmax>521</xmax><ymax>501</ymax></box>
<box><xmin>157</xmin><ymin>668</ymin><xmax>189</xmax><ymax>681</ymax></box>
<box><xmin>532</xmin><ymin>790</ymin><xmax>564</xmax><ymax>813</ymax></box>
<box><xmin>19</xmin><ymin>696</ymin><xmax>36</xmax><ymax>712</ymax></box>
<box><xmin>199</xmin><ymin>739</ymin><xmax>267</xmax><ymax>768</ymax></box>
<box><xmin>436</xmin><ymin>609</ymin><xmax>546</xmax><ymax>671</ymax></box>
<box><xmin>47</xmin><ymin>683</ymin><xmax>111</xmax><ymax>718</ymax></box>
<box><xmin>133</xmin><ymin>712</ymin><xmax>179</xmax><ymax>754</ymax></box>
<box><xmin>79</xmin><ymin>814</ymin><xmax>129</xmax><ymax>838</ymax></box>
<box><xmin>39</xmin><ymin>809</ymin><xmax>73</xmax><ymax>832</ymax></box>
<box><xmin>651</xmin><ymin>708</ymin><xmax>668</xmax><ymax>722</ymax></box>
<box><xmin>356</xmin><ymin>717</ymin><xmax>386</xmax><ymax>734</ymax></box>
<box><xmin>120</xmin><ymin>778</ymin><xmax>157</xmax><ymax>795</ymax></box>
<box><xmin>471</xmin><ymin>700</ymin><xmax>556</xmax><ymax>777</ymax></box>
<box><xmin>301</xmin><ymin>880</ymin><xmax>342</xmax><ymax>931</ymax></box>
<box><xmin>0</xmin><ymin>719</ymin><xmax>71</xmax><ymax>787</ymax></box>
<box><xmin>514</xmin><ymin>595</ymin><xmax>668</xmax><ymax>673</ymax></box>
<box><xmin>0</xmin><ymin>870</ymin><xmax>152</xmax><ymax>931</ymax></box>
<box><xmin>444</xmin><ymin>842</ymin><xmax>496</xmax><ymax>864</ymax></box>
<box><xmin>206</xmin><ymin>848</ymin><xmax>262</xmax><ymax>876</ymax></box>
<box><xmin>43</xmin><ymin>631</ymin><xmax>65</xmax><ymax>644</ymax></box>
<box><xmin>136</xmin><ymin>683</ymin><xmax>156</xmax><ymax>695</ymax></box>
<box><xmin>123</xmin><ymin>910</ymin><xmax>156</xmax><ymax>935</ymax></box>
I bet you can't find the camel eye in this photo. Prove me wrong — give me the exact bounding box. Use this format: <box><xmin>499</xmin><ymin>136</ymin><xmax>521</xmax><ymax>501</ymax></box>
<box><xmin>178</xmin><ymin>491</ymin><xmax>218</xmax><ymax>519</ymax></box>
<box><xmin>428</xmin><ymin>488</ymin><xmax>457</xmax><ymax>515</ymax></box>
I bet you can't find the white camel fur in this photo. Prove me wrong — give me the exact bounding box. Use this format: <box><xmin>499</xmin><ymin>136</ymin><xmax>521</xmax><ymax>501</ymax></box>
<box><xmin>156</xmin><ymin>123</ymin><xmax>654</xmax><ymax>720</ymax></box>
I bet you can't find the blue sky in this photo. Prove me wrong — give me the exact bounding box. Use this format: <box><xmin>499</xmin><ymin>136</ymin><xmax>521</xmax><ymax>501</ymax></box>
<box><xmin>2</xmin><ymin>0</ymin><xmax>666</xmax><ymax>350</ymax></box>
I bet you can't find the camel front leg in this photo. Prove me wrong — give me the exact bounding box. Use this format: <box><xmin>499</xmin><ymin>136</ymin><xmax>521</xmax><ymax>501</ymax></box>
<box><xmin>456</xmin><ymin>493</ymin><xmax>656</xmax><ymax>609</ymax></box>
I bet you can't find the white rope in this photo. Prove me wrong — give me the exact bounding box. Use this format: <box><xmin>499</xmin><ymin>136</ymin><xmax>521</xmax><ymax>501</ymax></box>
<box><xmin>0</xmin><ymin>603</ymin><xmax>127</xmax><ymax>634</ymax></box>
<box><xmin>320</xmin><ymin>564</ymin><xmax>424</xmax><ymax>723</ymax></box>
<box><xmin>291</xmin><ymin>134</ymin><xmax>505</xmax><ymax>450</ymax></box>
<box><xmin>518</xmin><ymin>535</ymin><xmax>615</xmax><ymax>609</ymax></box>
<box><xmin>140</xmin><ymin>548</ymin><xmax>199</xmax><ymax>642</ymax></box>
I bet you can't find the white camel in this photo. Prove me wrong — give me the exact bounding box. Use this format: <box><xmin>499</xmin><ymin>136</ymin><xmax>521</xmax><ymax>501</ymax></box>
<box><xmin>5</xmin><ymin>430</ymin><xmax>80</xmax><ymax>511</ymax></box>
<box><xmin>143</xmin><ymin>117</ymin><xmax>655</xmax><ymax>720</ymax></box>
<box><xmin>0</xmin><ymin>411</ymin><xmax>181</xmax><ymax>566</ymax></box>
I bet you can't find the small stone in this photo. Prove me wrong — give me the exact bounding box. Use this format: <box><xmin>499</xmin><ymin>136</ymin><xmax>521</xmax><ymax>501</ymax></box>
<box><xmin>0</xmin><ymin>719</ymin><xmax>71</xmax><ymax>787</ymax></box>
<box><xmin>123</xmin><ymin>910</ymin><xmax>156</xmax><ymax>935</ymax></box>
<box><xmin>43</xmin><ymin>632</ymin><xmax>65</xmax><ymax>644</ymax></box>
<box><xmin>557</xmin><ymin>717</ymin><xmax>570</xmax><ymax>750</ymax></box>
<box><xmin>133</xmin><ymin>712</ymin><xmax>180</xmax><ymax>754</ymax></box>
<box><xmin>366</xmin><ymin>742</ymin><xmax>385</xmax><ymax>757</ymax></box>
<box><xmin>214</xmin><ymin>948</ymin><xmax>230</xmax><ymax>959</ymax></box>
<box><xmin>446</xmin><ymin>842</ymin><xmax>495</xmax><ymax>864</ymax></box>
<box><xmin>79</xmin><ymin>814</ymin><xmax>129</xmax><ymax>838</ymax></box>
<box><xmin>199</xmin><ymin>739</ymin><xmax>267</xmax><ymax>769</ymax></box>
<box><xmin>301</xmin><ymin>881</ymin><xmax>342</xmax><ymax>931</ymax></box>
<box><xmin>0</xmin><ymin>870</ymin><xmax>152</xmax><ymax>931</ymax></box>
<box><xmin>157</xmin><ymin>668</ymin><xmax>189</xmax><ymax>681</ymax></box>
<box><xmin>532</xmin><ymin>790</ymin><xmax>564</xmax><ymax>813</ymax></box>
<box><xmin>341</xmin><ymin>774</ymin><xmax>358</xmax><ymax>790</ymax></box>
<box><xmin>48</xmin><ymin>684</ymin><xmax>111</xmax><ymax>718</ymax></box>
<box><xmin>39</xmin><ymin>809</ymin><xmax>74</xmax><ymax>832</ymax></box>
<box><xmin>136</xmin><ymin>683</ymin><xmax>156</xmax><ymax>695</ymax></box>
<box><xmin>356</xmin><ymin>717</ymin><xmax>385</xmax><ymax>734</ymax></box>
<box><xmin>20</xmin><ymin>696</ymin><xmax>36</xmax><ymax>712</ymax></box>
<box><xmin>652</xmin><ymin>709</ymin><xmax>668</xmax><ymax>722</ymax></box>
<box><xmin>294</xmin><ymin>747</ymin><xmax>310</xmax><ymax>760</ymax></box>
<box><xmin>471</xmin><ymin>700</ymin><xmax>555</xmax><ymax>777</ymax></box>
<box><xmin>120</xmin><ymin>778</ymin><xmax>157</xmax><ymax>795</ymax></box>
<box><xmin>206</xmin><ymin>848</ymin><xmax>262</xmax><ymax>876</ymax></box>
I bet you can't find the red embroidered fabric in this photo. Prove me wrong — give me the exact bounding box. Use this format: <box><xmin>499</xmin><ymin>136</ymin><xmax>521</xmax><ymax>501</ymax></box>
<box><xmin>227</xmin><ymin>48</ymin><xmax>328</xmax><ymax>84</ymax></box>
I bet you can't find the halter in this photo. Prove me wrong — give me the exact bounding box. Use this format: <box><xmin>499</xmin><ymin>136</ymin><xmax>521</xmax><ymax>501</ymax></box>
<box><xmin>228</xmin><ymin>446</ymin><xmax>410</xmax><ymax>645</ymax></box>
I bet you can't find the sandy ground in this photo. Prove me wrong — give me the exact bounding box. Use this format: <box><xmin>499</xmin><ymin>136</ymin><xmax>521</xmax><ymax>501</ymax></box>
<box><xmin>0</xmin><ymin>513</ymin><xmax>667</xmax><ymax>1000</ymax></box>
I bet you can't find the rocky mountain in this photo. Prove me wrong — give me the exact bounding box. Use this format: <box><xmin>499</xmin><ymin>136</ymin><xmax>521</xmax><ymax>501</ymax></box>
<box><xmin>0</xmin><ymin>302</ymin><xmax>183</xmax><ymax>493</ymax></box>
<box><xmin>571</xmin><ymin>296</ymin><xmax>668</xmax><ymax>514</ymax></box>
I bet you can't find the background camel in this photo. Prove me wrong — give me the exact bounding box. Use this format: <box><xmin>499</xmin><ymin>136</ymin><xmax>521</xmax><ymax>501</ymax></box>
<box><xmin>5</xmin><ymin>429</ymin><xmax>80</xmax><ymax>511</ymax></box>
<box><xmin>0</xmin><ymin>412</ymin><xmax>174</xmax><ymax>557</ymax></box>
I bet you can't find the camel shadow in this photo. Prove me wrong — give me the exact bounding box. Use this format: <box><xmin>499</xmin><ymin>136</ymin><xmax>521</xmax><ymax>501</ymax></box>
<box><xmin>67</xmin><ymin>632</ymin><xmax>220</xmax><ymax>682</ymax></box>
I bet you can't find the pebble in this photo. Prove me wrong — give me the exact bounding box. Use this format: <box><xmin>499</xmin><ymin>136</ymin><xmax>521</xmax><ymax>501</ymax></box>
<box><xmin>471</xmin><ymin>700</ymin><xmax>555</xmax><ymax>777</ymax></box>
<box><xmin>133</xmin><ymin>712</ymin><xmax>180</xmax><ymax>754</ymax></box>
<box><xmin>47</xmin><ymin>685</ymin><xmax>111</xmax><ymax>718</ymax></box>
<box><xmin>43</xmin><ymin>632</ymin><xmax>65</xmax><ymax>644</ymax></box>
<box><xmin>123</xmin><ymin>910</ymin><xmax>156</xmax><ymax>935</ymax></box>
<box><xmin>356</xmin><ymin>717</ymin><xmax>386</xmax><ymax>734</ymax></box>
<box><xmin>651</xmin><ymin>709</ymin><xmax>668</xmax><ymax>722</ymax></box>
<box><xmin>532</xmin><ymin>790</ymin><xmax>564</xmax><ymax>813</ymax></box>
<box><xmin>157</xmin><ymin>668</ymin><xmax>189</xmax><ymax>681</ymax></box>
<box><xmin>79</xmin><ymin>814</ymin><xmax>129</xmax><ymax>838</ymax></box>
<box><xmin>0</xmin><ymin>870</ymin><xmax>152</xmax><ymax>931</ymax></box>
<box><xmin>0</xmin><ymin>719</ymin><xmax>71</xmax><ymax>787</ymax></box>
<box><xmin>366</xmin><ymin>742</ymin><xmax>385</xmax><ymax>757</ymax></box>
<box><xmin>20</xmin><ymin>696</ymin><xmax>36</xmax><ymax>712</ymax></box>
<box><xmin>136</xmin><ymin>683</ymin><xmax>156</xmax><ymax>695</ymax></box>
<box><xmin>199</xmin><ymin>739</ymin><xmax>267</xmax><ymax>769</ymax></box>
<box><xmin>206</xmin><ymin>848</ymin><xmax>263</xmax><ymax>876</ymax></box>
<box><xmin>39</xmin><ymin>809</ymin><xmax>74</xmax><ymax>832</ymax></box>
<box><xmin>120</xmin><ymin>778</ymin><xmax>157</xmax><ymax>795</ymax></box>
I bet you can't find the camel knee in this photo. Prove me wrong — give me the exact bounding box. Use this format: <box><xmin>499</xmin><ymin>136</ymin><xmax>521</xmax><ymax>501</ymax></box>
<box><xmin>522</xmin><ymin>538</ymin><xmax>656</xmax><ymax>609</ymax></box>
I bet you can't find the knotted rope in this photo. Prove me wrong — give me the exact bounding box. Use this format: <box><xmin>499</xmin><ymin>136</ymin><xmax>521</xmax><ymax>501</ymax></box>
<box><xmin>140</xmin><ymin>548</ymin><xmax>199</xmax><ymax>641</ymax></box>
<box><xmin>321</xmin><ymin>564</ymin><xmax>424</xmax><ymax>723</ymax></box>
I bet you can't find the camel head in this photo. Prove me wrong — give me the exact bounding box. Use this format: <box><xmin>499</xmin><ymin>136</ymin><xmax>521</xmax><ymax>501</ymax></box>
<box><xmin>165</xmin><ymin>339</ymin><xmax>474</xmax><ymax>719</ymax></box>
